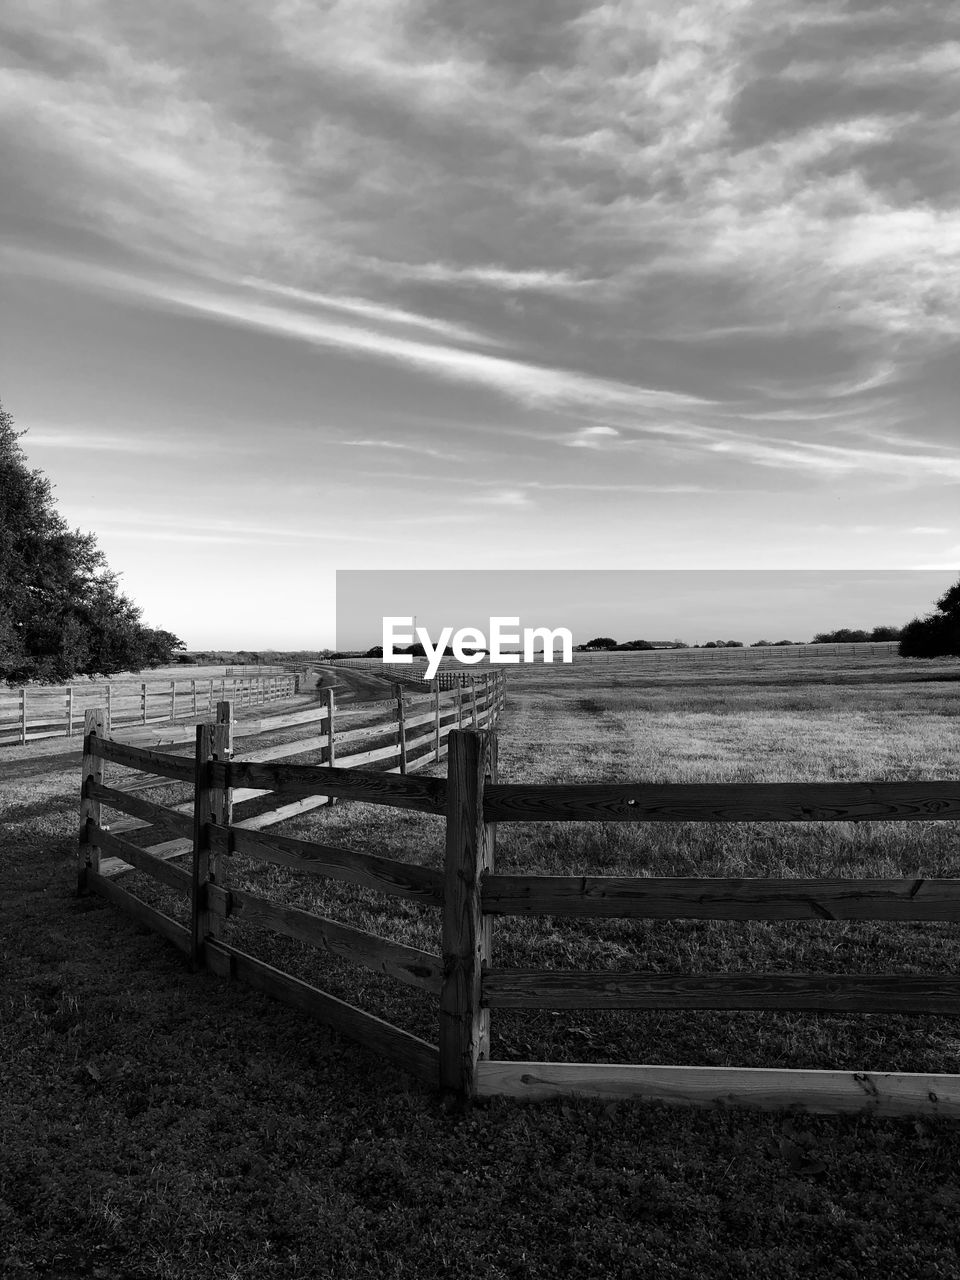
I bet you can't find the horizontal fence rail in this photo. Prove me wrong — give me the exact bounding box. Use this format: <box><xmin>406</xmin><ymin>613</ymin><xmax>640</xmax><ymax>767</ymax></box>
<box><xmin>2</xmin><ymin>670</ymin><xmax>299</xmax><ymax>746</ymax></box>
<box><xmin>77</xmin><ymin>703</ymin><xmax>960</xmax><ymax>1119</ymax></box>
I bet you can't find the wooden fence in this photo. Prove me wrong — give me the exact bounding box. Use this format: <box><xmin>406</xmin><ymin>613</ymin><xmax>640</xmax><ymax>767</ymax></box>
<box><xmin>78</xmin><ymin>706</ymin><xmax>960</xmax><ymax>1119</ymax></box>
<box><xmin>329</xmin><ymin>658</ymin><xmax>482</xmax><ymax>689</ymax></box>
<box><xmin>2</xmin><ymin>671</ymin><xmax>299</xmax><ymax>747</ymax></box>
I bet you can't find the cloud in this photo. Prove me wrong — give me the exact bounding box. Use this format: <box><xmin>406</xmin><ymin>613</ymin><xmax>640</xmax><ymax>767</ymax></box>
<box><xmin>340</xmin><ymin>438</ymin><xmax>462</xmax><ymax>461</ymax></box>
<box><xmin>21</xmin><ymin>429</ymin><xmax>218</xmax><ymax>455</ymax></box>
<box><xmin>238</xmin><ymin>276</ymin><xmax>497</xmax><ymax>345</ymax></box>
<box><xmin>467</xmin><ymin>488</ymin><xmax>533</xmax><ymax>507</ymax></box>
<box><xmin>367</xmin><ymin>258</ymin><xmax>597</xmax><ymax>294</ymax></box>
<box><xmin>3</xmin><ymin>0</ymin><xmax>959</xmax><ymax>514</ymax></box>
<box><xmin>565</xmin><ymin>425</ymin><xmax>621</xmax><ymax>448</ymax></box>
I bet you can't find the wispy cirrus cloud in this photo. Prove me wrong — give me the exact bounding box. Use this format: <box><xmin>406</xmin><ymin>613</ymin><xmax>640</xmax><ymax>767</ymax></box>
<box><xmin>2</xmin><ymin>0</ymin><xmax>960</xmax><ymax>626</ymax></box>
<box><xmin>565</xmin><ymin>425</ymin><xmax>621</xmax><ymax>448</ymax></box>
<box><xmin>22</xmin><ymin>429</ymin><xmax>212</xmax><ymax>455</ymax></box>
<box><xmin>340</xmin><ymin>438</ymin><xmax>462</xmax><ymax>461</ymax></box>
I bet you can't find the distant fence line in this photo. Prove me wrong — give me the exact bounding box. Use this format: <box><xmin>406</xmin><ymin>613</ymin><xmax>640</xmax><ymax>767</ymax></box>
<box><xmin>78</xmin><ymin>686</ymin><xmax>960</xmax><ymax>1119</ymax></box>
<box><xmin>329</xmin><ymin>658</ymin><xmax>486</xmax><ymax>689</ymax></box>
<box><xmin>1</xmin><ymin>671</ymin><xmax>299</xmax><ymax>747</ymax></box>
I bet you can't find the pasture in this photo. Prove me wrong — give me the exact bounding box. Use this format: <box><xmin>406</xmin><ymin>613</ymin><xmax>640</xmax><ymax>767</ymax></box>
<box><xmin>3</xmin><ymin>649</ymin><xmax>960</xmax><ymax>1278</ymax></box>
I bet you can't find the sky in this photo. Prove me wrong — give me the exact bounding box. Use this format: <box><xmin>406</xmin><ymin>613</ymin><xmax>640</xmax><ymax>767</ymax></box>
<box><xmin>1</xmin><ymin>1</ymin><xmax>958</xmax><ymax>648</ymax></box>
<box><xmin>336</xmin><ymin>570</ymin><xmax>957</xmax><ymax>649</ymax></box>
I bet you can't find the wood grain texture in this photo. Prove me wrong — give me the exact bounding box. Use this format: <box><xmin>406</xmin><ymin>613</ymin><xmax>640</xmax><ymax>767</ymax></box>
<box><xmin>93</xmin><ymin>827</ymin><xmax>193</xmax><ymax>893</ymax></box>
<box><xmin>206</xmin><ymin>884</ymin><xmax>442</xmax><ymax>994</ymax></box>
<box><xmin>92</xmin><ymin>737</ymin><xmax>194</xmax><ymax>782</ymax></box>
<box><xmin>232</xmin><ymin>794</ymin><xmax>332</xmax><ymax>831</ymax></box>
<box><xmin>483</xmin><ymin>969</ymin><xmax>960</xmax><ymax>1012</ymax></box>
<box><xmin>88</xmin><ymin>872</ymin><xmax>191</xmax><ymax>954</ymax></box>
<box><xmin>475</xmin><ymin>1060</ymin><xmax>960</xmax><ymax>1117</ymax></box>
<box><xmin>97</xmin><ymin>835</ymin><xmax>192</xmax><ymax>879</ymax></box>
<box><xmin>237</xmin><ymin>734</ymin><xmax>330</xmax><ymax>764</ymax></box>
<box><xmin>77</xmin><ymin>709</ymin><xmax>106</xmax><ymax>893</ymax></box>
<box><xmin>440</xmin><ymin>730</ymin><xmax>497</xmax><ymax>1098</ymax></box>
<box><xmin>483</xmin><ymin>781</ymin><xmax>960</xmax><ymax>824</ymax></box>
<box><xmin>204</xmin><ymin>940</ymin><xmax>439</xmax><ymax>1085</ymax></box>
<box><xmin>191</xmin><ymin>723</ymin><xmax>214</xmax><ymax>966</ymax></box>
<box><xmin>240</xmin><ymin>706</ymin><xmax>328</xmax><ymax>734</ymax></box>
<box><xmin>480</xmin><ymin>875</ymin><xmax>960</xmax><ymax>920</ymax></box>
<box><xmin>220</xmin><ymin>760</ymin><xmax>445</xmax><ymax>813</ymax></box>
<box><xmin>211</xmin><ymin>823</ymin><xmax>443</xmax><ymax>904</ymax></box>
<box><xmin>207</xmin><ymin>702</ymin><xmax>234</xmax><ymax>946</ymax></box>
<box><xmin>90</xmin><ymin>782</ymin><xmax>194</xmax><ymax>839</ymax></box>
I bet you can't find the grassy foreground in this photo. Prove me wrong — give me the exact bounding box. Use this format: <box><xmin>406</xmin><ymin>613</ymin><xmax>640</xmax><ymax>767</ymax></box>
<box><xmin>3</xmin><ymin>654</ymin><xmax>960</xmax><ymax>1278</ymax></box>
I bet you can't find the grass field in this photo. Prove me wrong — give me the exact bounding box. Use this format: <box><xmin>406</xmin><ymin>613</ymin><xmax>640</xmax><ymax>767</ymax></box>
<box><xmin>3</xmin><ymin>650</ymin><xmax>960</xmax><ymax>1278</ymax></box>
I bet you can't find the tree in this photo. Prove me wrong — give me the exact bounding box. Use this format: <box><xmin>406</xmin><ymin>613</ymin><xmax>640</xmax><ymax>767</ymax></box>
<box><xmin>0</xmin><ymin>400</ymin><xmax>184</xmax><ymax>682</ymax></box>
<box><xmin>585</xmin><ymin>636</ymin><xmax>618</xmax><ymax>650</ymax></box>
<box><xmin>813</xmin><ymin>628</ymin><xmax>870</xmax><ymax>644</ymax></box>
<box><xmin>898</xmin><ymin>578</ymin><xmax>960</xmax><ymax>659</ymax></box>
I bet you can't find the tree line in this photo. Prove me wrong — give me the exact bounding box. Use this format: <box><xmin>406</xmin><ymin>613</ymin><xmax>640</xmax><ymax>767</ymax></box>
<box><xmin>1</xmin><ymin>400</ymin><xmax>184</xmax><ymax>684</ymax></box>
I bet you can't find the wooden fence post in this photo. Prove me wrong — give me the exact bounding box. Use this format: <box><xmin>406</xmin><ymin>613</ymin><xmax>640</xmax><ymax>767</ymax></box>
<box><xmin>77</xmin><ymin>708</ymin><xmax>105</xmax><ymax>894</ymax></box>
<box><xmin>140</xmin><ymin>681</ymin><xmax>147</xmax><ymax>724</ymax></box>
<box><xmin>395</xmin><ymin>683</ymin><xmax>408</xmax><ymax>774</ymax></box>
<box><xmin>209</xmin><ymin>702</ymin><xmax>234</xmax><ymax>944</ymax></box>
<box><xmin>325</xmin><ymin>687</ymin><xmax>336</xmax><ymax>767</ymax></box>
<box><xmin>191</xmin><ymin>679</ymin><xmax>198</xmax><ymax>718</ymax></box>
<box><xmin>456</xmin><ymin>680</ymin><xmax>463</xmax><ymax>729</ymax></box>
<box><xmin>67</xmin><ymin>687</ymin><xmax>74</xmax><ymax>738</ymax></box>
<box><xmin>191</xmin><ymin>701</ymin><xmax>233</xmax><ymax>968</ymax></box>
<box><xmin>434</xmin><ymin>679</ymin><xmax>441</xmax><ymax>760</ymax></box>
<box><xmin>440</xmin><ymin>729</ymin><xmax>497</xmax><ymax>1099</ymax></box>
<box><xmin>106</xmin><ymin>683</ymin><xmax>112</xmax><ymax>733</ymax></box>
<box><xmin>170</xmin><ymin>680</ymin><xmax>177</xmax><ymax>722</ymax></box>
<box><xmin>19</xmin><ymin>686</ymin><xmax>26</xmax><ymax>744</ymax></box>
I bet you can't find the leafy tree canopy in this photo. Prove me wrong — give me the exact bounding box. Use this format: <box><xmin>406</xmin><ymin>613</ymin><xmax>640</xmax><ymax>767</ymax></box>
<box><xmin>1</xmin><ymin>401</ymin><xmax>184</xmax><ymax>683</ymax></box>
<box><xmin>899</xmin><ymin>578</ymin><xmax>960</xmax><ymax>659</ymax></box>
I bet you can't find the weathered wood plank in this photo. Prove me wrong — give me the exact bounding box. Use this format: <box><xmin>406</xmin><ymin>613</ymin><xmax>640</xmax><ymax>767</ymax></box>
<box><xmin>90</xmin><ymin>781</ymin><xmax>194</xmax><ymax>838</ymax></box>
<box><xmin>206</xmin><ymin>885</ymin><xmax>442</xmax><ymax>994</ymax></box>
<box><xmin>332</xmin><ymin>720</ymin><xmax>399</xmax><ymax>747</ymax></box>
<box><xmin>440</xmin><ymin>730</ymin><xmax>496</xmax><ymax>1098</ymax></box>
<box><xmin>483</xmin><ymin>970</ymin><xmax>960</xmax><ymax>1013</ymax></box>
<box><xmin>98</xmin><ymin>834</ymin><xmax>193</xmax><ymax>878</ymax></box>
<box><xmin>210</xmin><ymin>823</ymin><xmax>443</xmax><ymax>904</ymax></box>
<box><xmin>481</xmin><ymin>876</ymin><xmax>960</xmax><ymax>920</ymax></box>
<box><xmin>483</xmin><ymin>781</ymin><xmax>960</xmax><ymax>824</ymax></box>
<box><xmin>475</xmin><ymin>1060</ymin><xmax>960</xmax><ymax>1117</ymax></box>
<box><xmin>237</xmin><ymin>734</ymin><xmax>330</xmax><ymax>764</ymax></box>
<box><xmin>91</xmin><ymin>737</ymin><xmax>194</xmax><ymax>782</ymax></box>
<box><xmin>220</xmin><ymin>760</ymin><xmax>445</xmax><ymax>813</ymax></box>
<box><xmin>204</xmin><ymin>940</ymin><xmax>439</xmax><ymax>1085</ymax></box>
<box><xmin>87</xmin><ymin>872</ymin><xmax>191</xmax><ymax>953</ymax></box>
<box><xmin>92</xmin><ymin>827</ymin><xmax>193</xmax><ymax>893</ymax></box>
<box><xmin>77</xmin><ymin>709</ymin><xmax>105</xmax><ymax>893</ymax></box>
<box><xmin>232</xmin><ymin>794</ymin><xmax>332</xmax><ymax>830</ymax></box>
<box><xmin>191</xmin><ymin>724</ymin><xmax>214</xmax><ymax>966</ymax></box>
<box><xmin>238</xmin><ymin>706</ymin><xmax>329</xmax><ymax>735</ymax></box>
<box><xmin>335</xmin><ymin>741</ymin><xmax>402</xmax><ymax>769</ymax></box>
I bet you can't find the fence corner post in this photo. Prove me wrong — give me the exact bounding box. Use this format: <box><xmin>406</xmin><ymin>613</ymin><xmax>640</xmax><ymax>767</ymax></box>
<box><xmin>440</xmin><ymin>728</ymin><xmax>497</xmax><ymax>1101</ymax></box>
<box><xmin>77</xmin><ymin>708</ymin><xmax>105</xmax><ymax>895</ymax></box>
